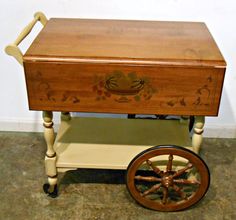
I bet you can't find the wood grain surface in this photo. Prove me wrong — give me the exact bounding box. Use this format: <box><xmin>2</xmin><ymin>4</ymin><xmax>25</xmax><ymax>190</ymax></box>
<box><xmin>24</xmin><ymin>18</ymin><xmax>226</xmax><ymax>67</ymax></box>
<box><xmin>24</xmin><ymin>62</ymin><xmax>225</xmax><ymax>115</ymax></box>
<box><xmin>23</xmin><ymin>18</ymin><xmax>226</xmax><ymax>115</ymax></box>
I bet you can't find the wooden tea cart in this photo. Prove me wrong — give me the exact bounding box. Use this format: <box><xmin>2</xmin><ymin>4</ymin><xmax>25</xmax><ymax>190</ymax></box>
<box><xmin>5</xmin><ymin>12</ymin><xmax>226</xmax><ymax>211</ymax></box>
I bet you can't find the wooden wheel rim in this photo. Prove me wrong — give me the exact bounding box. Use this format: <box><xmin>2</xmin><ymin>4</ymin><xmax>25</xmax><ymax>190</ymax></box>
<box><xmin>126</xmin><ymin>145</ymin><xmax>210</xmax><ymax>211</ymax></box>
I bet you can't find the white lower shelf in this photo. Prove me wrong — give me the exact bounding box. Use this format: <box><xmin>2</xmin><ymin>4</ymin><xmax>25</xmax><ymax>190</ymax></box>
<box><xmin>54</xmin><ymin>117</ymin><xmax>191</xmax><ymax>170</ymax></box>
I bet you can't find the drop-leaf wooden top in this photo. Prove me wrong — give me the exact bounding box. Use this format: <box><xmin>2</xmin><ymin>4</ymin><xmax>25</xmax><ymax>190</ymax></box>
<box><xmin>24</xmin><ymin>18</ymin><xmax>226</xmax><ymax>67</ymax></box>
<box><xmin>23</xmin><ymin>18</ymin><xmax>226</xmax><ymax>115</ymax></box>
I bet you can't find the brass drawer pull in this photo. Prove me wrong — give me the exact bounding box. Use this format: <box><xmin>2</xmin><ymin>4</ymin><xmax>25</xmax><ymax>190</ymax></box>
<box><xmin>105</xmin><ymin>74</ymin><xmax>145</xmax><ymax>96</ymax></box>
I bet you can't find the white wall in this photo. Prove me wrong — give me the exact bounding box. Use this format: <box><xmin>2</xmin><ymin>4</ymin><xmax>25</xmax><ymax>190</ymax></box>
<box><xmin>0</xmin><ymin>0</ymin><xmax>236</xmax><ymax>137</ymax></box>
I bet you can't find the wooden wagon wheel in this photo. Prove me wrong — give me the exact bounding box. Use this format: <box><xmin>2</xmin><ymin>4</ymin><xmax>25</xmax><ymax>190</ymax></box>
<box><xmin>126</xmin><ymin>145</ymin><xmax>210</xmax><ymax>211</ymax></box>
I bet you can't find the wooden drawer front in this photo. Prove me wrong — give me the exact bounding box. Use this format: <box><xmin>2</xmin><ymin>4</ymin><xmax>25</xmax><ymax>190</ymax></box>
<box><xmin>23</xmin><ymin>62</ymin><xmax>225</xmax><ymax>115</ymax></box>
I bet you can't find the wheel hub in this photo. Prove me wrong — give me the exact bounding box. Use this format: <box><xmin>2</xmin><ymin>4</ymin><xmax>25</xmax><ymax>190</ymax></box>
<box><xmin>161</xmin><ymin>174</ymin><xmax>174</xmax><ymax>188</ymax></box>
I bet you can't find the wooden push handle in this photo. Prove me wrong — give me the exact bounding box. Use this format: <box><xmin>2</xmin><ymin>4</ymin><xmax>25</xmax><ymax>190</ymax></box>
<box><xmin>5</xmin><ymin>12</ymin><xmax>48</xmax><ymax>65</ymax></box>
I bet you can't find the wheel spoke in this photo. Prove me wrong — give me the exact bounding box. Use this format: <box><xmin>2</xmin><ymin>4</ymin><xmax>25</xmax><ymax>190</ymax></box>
<box><xmin>135</xmin><ymin>175</ymin><xmax>161</xmax><ymax>182</ymax></box>
<box><xmin>146</xmin><ymin>160</ymin><xmax>163</xmax><ymax>177</ymax></box>
<box><xmin>141</xmin><ymin>184</ymin><xmax>162</xmax><ymax>196</ymax></box>
<box><xmin>173</xmin><ymin>184</ymin><xmax>187</xmax><ymax>200</ymax></box>
<box><xmin>162</xmin><ymin>187</ymin><xmax>168</xmax><ymax>204</ymax></box>
<box><xmin>174</xmin><ymin>179</ymin><xmax>200</xmax><ymax>185</ymax></box>
<box><xmin>166</xmin><ymin>154</ymin><xmax>173</xmax><ymax>172</ymax></box>
<box><xmin>172</xmin><ymin>163</ymin><xmax>193</xmax><ymax>178</ymax></box>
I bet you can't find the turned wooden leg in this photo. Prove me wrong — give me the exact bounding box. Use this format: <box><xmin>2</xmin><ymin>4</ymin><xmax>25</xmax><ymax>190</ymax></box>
<box><xmin>43</xmin><ymin>111</ymin><xmax>58</xmax><ymax>197</ymax></box>
<box><xmin>192</xmin><ymin>116</ymin><xmax>205</xmax><ymax>154</ymax></box>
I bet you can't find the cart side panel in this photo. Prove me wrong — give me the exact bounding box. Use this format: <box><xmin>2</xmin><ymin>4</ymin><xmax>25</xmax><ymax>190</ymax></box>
<box><xmin>23</xmin><ymin>61</ymin><xmax>225</xmax><ymax>116</ymax></box>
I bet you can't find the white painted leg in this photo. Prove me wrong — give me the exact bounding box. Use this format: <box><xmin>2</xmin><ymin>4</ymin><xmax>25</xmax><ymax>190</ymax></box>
<box><xmin>47</xmin><ymin>177</ymin><xmax>58</xmax><ymax>193</ymax></box>
<box><xmin>43</xmin><ymin>111</ymin><xmax>57</xmax><ymax>196</ymax></box>
<box><xmin>192</xmin><ymin>116</ymin><xmax>205</xmax><ymax>154</ymax></box>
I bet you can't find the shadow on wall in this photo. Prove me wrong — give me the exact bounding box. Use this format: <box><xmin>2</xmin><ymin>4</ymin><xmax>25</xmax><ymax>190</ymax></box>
<box><xmin>205</xmin><ymin>87</ymin><xmax>236</xmax><ymax>138</ymax></box>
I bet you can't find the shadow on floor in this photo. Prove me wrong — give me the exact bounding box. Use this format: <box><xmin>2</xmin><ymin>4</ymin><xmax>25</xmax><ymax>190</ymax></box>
<box><xmin>61</xmin><ymin>169</ymin><xmax>126</xmax><ymax>185</ymax></box>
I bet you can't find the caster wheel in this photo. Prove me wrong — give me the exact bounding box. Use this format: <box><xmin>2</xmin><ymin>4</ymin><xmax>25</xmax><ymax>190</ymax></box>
<box><xmin>43</xmin><ymin>183</ymin><xmax>58</xmax><ymax>198</ymax></box>
<box><xmin>126</xmin><ymin>145</ymin><xmax>210</xmax><ymax>211</ymax></box>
